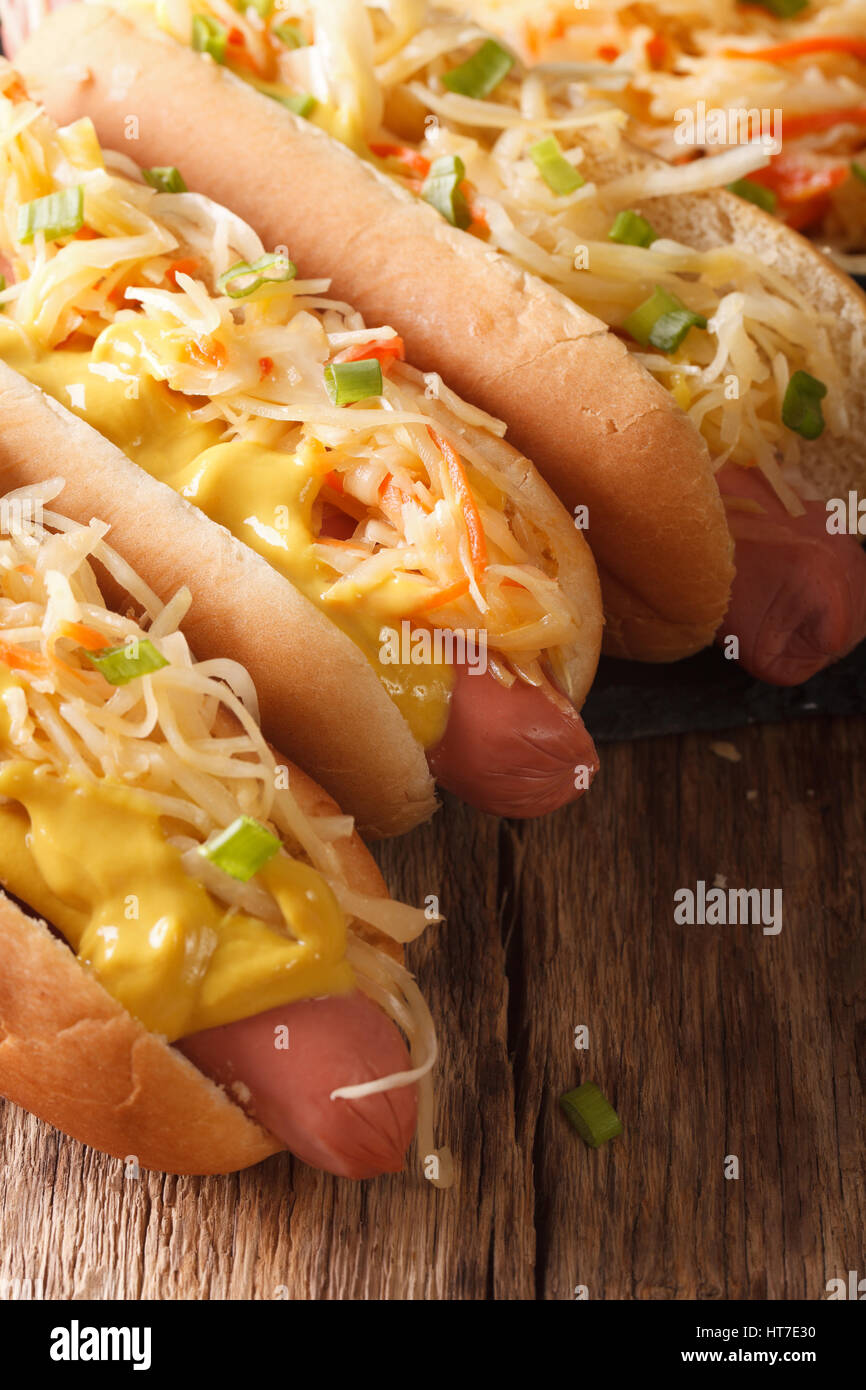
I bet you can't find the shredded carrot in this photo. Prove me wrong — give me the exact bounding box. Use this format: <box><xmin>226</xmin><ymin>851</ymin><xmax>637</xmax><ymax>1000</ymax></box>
<box><xmin>645</xmin><ymin>34</ymin><xmax>666</xmax><ymax>69</ymax></box>
<box><xmin>751</xmin><ymin>156</ymin><xmax>849</xmax><ymax>207</ymax></box>
<box><xmin>12</xmin><ymin>564</ymin><xmax>36</xmax><ymax>577</ymax></box>
<box><xmin>324</xmin><ymin>469</ymin><xmax>344</xmax><ymax>494</ymax></box>
<box><xmin>258</xmin><ymin>355</ymin><xmax>274</xmax><ymax>381</ymax></box>
<box><xmin>185</xmin><ymin>336</ymin><xmax>228</xmax><ymax>369</ymax></box>
<box><xmin>0</xmin><ymin>641</ymin><xmax>48</xmax><ymax>674</ymax></box>
<box><xmin>782</xmin><ymin>106</ymin><xmax>866</xmax><ymax>138</ymax></box>
<box><xmin>369</xmin><ymin>143</ymin><xmax>431</xmax><ymax>179</ymax></box>
<box><xmin>56</xmin><ymin>621</ymin><xmax>109</xmax><ymax>652</ymax></box>
<box><xmin>411</xmin><ymin>577</ymin><xmax>471</xmax><ymax>613</ymax></box>
<box><xmin>226</xmin><ymin>26</ymin><xmax>264</xmax><ymax>75</ymax></box>
<box><xmin>73</xmin><ymin>226</ymin><xmax>100</xmax><ymax>241</ymax></box>
<box><xmin>597</xmin><ymin>45</ymin><xmax>620</xmax><ymax>63</ymax></box>
<box><xmin>727</xmin><ymin>37</ymin><xmax>866</xmax><ymax>64</ymax></box>
<box><xmin>427</xmin><ymin>428</ymin><xmax>488</xmax><ymax>578</ymax></box>
<box><xmin>333</xmin><ymin>337</ymin><xmax>406</xmax><ymax>371</ymax></box>
<box><xmin>167</xmin><ymin>257</ymin><xmax>200</xmax><ymax>285</ymax></box>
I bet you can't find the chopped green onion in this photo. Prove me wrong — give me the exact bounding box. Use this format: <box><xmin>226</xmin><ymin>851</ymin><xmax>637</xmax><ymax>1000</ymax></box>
<box><xmin>529</xmin><ymin>135</ymin><xmax>585</xmax><ymax>196</ymax></box>
<box><xmin>442</xmin><ymin>38</ymin><xmax>514</xmax><ymax>99</ymax></box>
<box><xmin>750</xmin><ymin>0</ymin><xmax>808</xmax><ymax>15</ymax></box>
<box><xmin>782</xmin><ymin>369</ymin><xmax>827</xmax><ymax>440</ymax></box>
<box><xmin>267</xmin><ymin>89</ymin><xmax>317</xmax><ymax>118</ymax></box>
<box><xmin>85</xmin><ymin>638</ymin><xmax>169</xmax><ymax>685</ymax></box>
<box><xmin>192</xmin><ymin>13</ymin><xmax>228</xmax><ymax>63</ymax></box>
<box><xmin>852</xmin><ymin>161</ymin><xmax>866</xmax><ymax>186</ymax></box>
<box><xmin>726</xmin><ymin>178</ymin><xmax>777</xmax><ymax>214</ymax></box>
<box><xmin>623</xmin><ymin>285</ymin><xmax>707</xmax><ymax>353</ymax></box>
<box><xmin>560</xmin><ymin>1082</ymin><xmax>623</xmax><ymax>1148</ymax></box>
<box><xmin>142</xmin><ymin>165</ymin><xmax>187</xmax><ymax>194</ymax></box>
<box><xmin>273</xmin><ymin>22</ymin><xmax>307</xmax><ymax>48</ymax></box>
<box><xmin>421</xmin><ymin>154</ymin><xmax>472</xmax><ymax>229</ymax></box>
<box><xmin>608</xmin><ymin>209</ymin><xmax>657</xmax><ymax>247</ymax></box>
<box><xmin>217</xmin><ymin>251</ymin><xmax>297</xmax><ymax>298</ymax></box>
<box><xmin>325</xmin><ymin>359</ymin><xmax>384</xmax><ymax>406</ymax></box>
<box><xmin>17</xmin><ymin>186</ymin><xmax>84</xmax><ymax>244</ymax></box>
<box><xmin>199</xmin><ymin>815</ymin><xmax>280</xmax><ymax>882</ymax></box>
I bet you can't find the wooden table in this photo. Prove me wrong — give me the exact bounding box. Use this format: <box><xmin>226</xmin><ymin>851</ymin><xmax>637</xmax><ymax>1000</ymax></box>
<box><xmin>2</xmin><ymin>713</ymin><xmax>863</xmax><ymax>1300</ymax></box>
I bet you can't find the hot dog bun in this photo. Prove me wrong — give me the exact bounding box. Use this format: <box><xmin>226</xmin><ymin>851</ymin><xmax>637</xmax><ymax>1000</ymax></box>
<box><xmin>0</xmin><ymin>750</ymin><xmax>397</xmax><ymax>1175</ymax></box>
<box><xmin>0</xmin><ymin>346</ymin><xmax>599</xmax><ymax>832</ymax></box>
<box><xmin>15</xmin><ymin>3</ymin><xmax>735</xmax><ymax>663</ymax></box>
<box><xmin>571</xmin><ymin>129</ymin><xmax>866</xmax><ymax>500</ymax></box>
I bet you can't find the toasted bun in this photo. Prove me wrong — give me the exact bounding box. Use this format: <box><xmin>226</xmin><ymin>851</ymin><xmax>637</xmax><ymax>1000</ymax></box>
<box><xmin>574</xmin><ymin>130</ymin><xmax>866</xmax><ymax>501</ymax></box>
<box><xmin>17</xmin><ymin>4</ymin><xmax>735</xmax><ymax>662</ymax></box>
<box><xmin>0</xmin><ymin>750</ymin><xmax>395</xmax><ymax>1174</ymax></box>
<box><xmin>0</xmin><ymin>360</ymin><xmax>437</xmax><ymax>836</ymax></box>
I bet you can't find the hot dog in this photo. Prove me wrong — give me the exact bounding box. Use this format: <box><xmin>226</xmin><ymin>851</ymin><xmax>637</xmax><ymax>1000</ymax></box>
<box><xmin>716</xmin><ymin>463</ymin><xmax>866</xmax><ymax>686</ymax></box>
<box><xmin>0</xmin><ymin>66</ymin><xmax>603</xmax><ymax>835</ymax></box>
<box><xmin>0</xmin><ymin>480</ymin><xmax>440</xmax><ymax>1178</ymax></box>
<box><xmin>14</xmin><ymin>3</ymin><xmax>866</xmax><ymax>685</ymax></box>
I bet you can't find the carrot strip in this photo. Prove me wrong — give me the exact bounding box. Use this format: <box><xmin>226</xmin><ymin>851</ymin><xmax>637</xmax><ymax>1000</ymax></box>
<box><xmin>167</xmin><ymin>257</ymin><xmax>201</xmax><ymax>285</ymax></box>
<box><xmin>645</xmin><ymin>34</ymin><xmax>666</xmax><ymax>69</ymax></box>
<box><xmin>184</xmin><ymin>336</ymin><xmax>228</xmax><ymax>369</ymax></box>
<box><xmin>333</xmin><ymin>337</ymin><xmax>405</xmax><ymax>371</ymax></box>
<box><xmin>727</xmin><ymin>37</ymin><xmax>866</xmax><ymax>64</ymax></box>
<box><xmin>427</xmin><ymin>428</ymin><xmax>488</xmax><ymax>578</ymax></box>
<box><xmin>369</xmin><ymin>143</ymin><xmax>431</xmax><ymax>178</ymax></box>
<box><xmin>0</xmin><ymin>641</ymin><xmax>48</xmax><ymax>674</ymax></box>
<box><xmin>411</xmin><ymin>577</ymin><xmax>471</xmax><ymax>613</ymax></box>
<box><xmin>56</xmin><ymin>621</ymin><xmax>109</xmax><ymax>652</ymax></box>
<box><xmin>781</xmin><ymin>106</ymin><xmax>866</xmax><ymax>138</ymax></box>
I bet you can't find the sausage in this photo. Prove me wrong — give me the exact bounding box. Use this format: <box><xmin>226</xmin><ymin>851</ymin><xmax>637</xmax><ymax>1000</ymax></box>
<box><xmin>428</xmin><ymin>661</ymin><xmax>599</xmax><ymax>817</ymax></box>
<box><xmin>177</xmin><ymin>991</ymin><xmax>418</xmax><ymax>1179</ymax></box>
<box><xmin>715</xmin><ymin>463</ymin><xmax>866</xmax><ymax>686</ymax></box>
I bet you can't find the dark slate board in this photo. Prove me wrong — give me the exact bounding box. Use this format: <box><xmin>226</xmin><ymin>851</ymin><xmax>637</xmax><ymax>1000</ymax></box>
<box><xmin>584</xmin><ymin>641</ymin><xmax>866</xmax><ymax>743</ymax></box>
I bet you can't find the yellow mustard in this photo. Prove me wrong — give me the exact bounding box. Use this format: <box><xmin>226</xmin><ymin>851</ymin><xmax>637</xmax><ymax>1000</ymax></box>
<box><xmin>0</xmin><ymin>319</ymin><xmax>452</xmax><ymax>748</ymax></box>
<box><xmin>0</xmin><ymin>750</ymin><xmax>353</xmax><ymax>1039</ymax></box>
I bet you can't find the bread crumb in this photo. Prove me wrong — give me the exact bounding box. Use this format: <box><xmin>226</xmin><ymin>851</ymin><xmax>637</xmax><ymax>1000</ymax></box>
<box><xmin>230</xmin><ymin>1081</ymin><xmax>252</xmax><ymax>1105</ymax></box>
<box><xmin>710</xmin><ymin>741</ymin><xmax>742</xmax><ymax>763</ymax></box>
<box><xmin>746</xmin><ymin>789</ymin><xmax>758</xmax><ymax>802</ymax></box>
<box><xmin>713</xmin><ymin>873</ymin><xmax>727</xmax><ymax>888</ymax></box>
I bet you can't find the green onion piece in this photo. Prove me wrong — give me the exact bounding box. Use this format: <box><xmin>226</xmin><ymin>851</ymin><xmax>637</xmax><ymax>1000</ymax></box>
<box><xmin>623</xmin><ymin>285</ymin><xmax>707</xmax><ymax>353</ymax></box>
<box><xmin>217</xmin><ymin>251</ymin><xmax>297</xmax><ymax>298</ymax></box>
<box><xmin>274</xmin><ymin>22</ymin><xmax>307</xmax><ymax>48</ymax></box>
<box><xmin>421</xmin><ymin>154</ymin><xmax>472</xmax><ymax>229</ymax></box>
<box><xmin>442</xmin><ymin>38</ymin><xmax>514</xmax><ymax>99</ymax></box>
<box><xmin>726</xmin><ymin>177</ymin><xmax>777</xmax><ymax>214</ymax></box>
<box><xmin>199</xmin><ymin>815</ymin><xmax>280</xmax><ymax>882</ymax></box>
<box><xmin>750</xmin><ymin>0</ymin><xmax>808</xmax><ymax>15</ymax></box>
<box><xmin>85</xmin><ymin>638</ymin><xmax>169</xmax><ymax>685</ymax></box>
<box><xmin>325</xmin><ymin>359</ymin><xmax>384</xmax><ymax>406</ymax></box>
<box><xmin>192</xmin><ymin>13</ymin><xmax>228</xmax><ymax>63</ymax></box>
<box><xmin>782</xmin><ymin>369</ymin><xmax>827</xmax><ymax>440</ymax></box>
<box><xmin>529</xmin><ymin>135</ymin><xmax>585</xmax><ymax>196</ymax></box>
<box><xmin>267</xmin><ymin>90</ymin><xmax>317</xmax><ymax>118</ymax></box>
<box><xmin>608</xmin><ymin>208</ymin><xmax>657</xmax><ymax>247</ymax></box>
<box><xmin>17</xmin><ymin>186</ymin><xmax>84</xmax><ymax>244</ymax></box>
<box><xmin>560</xmin><ymin>1082</ymin><xmax>623</xmax><ymax>1148</ymax></box>
<box><xmin>142</xmin><ymin>165</ymin><xmax>187</xmax><ymax>194</ymax></box>
<box><xmin>852</xmin><ymin>161</ymin><xmax>866</xmax><ymax>186</ymax></box>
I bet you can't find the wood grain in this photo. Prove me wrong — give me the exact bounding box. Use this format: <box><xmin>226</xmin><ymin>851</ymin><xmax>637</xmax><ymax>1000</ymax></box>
<box><xmin>1</xmin><ymin>715</ymin><xmax>863</xmax><ymax>1300</ymax></box>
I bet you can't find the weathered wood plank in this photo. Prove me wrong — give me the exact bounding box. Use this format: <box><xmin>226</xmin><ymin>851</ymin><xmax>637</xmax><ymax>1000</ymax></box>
<box><xmin>1</xmin><ymin>717</ymin><xmax>862</xmax><ymax>1300</ymax></box>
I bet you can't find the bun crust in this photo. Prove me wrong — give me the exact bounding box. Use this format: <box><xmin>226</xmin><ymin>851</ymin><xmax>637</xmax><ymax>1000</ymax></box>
<box><xmin>0</xmin><ymin>751</ymin><xmax>395</xmax><ymax>1174</ymax></box>
<box><xmin>17</xmin><ymin>3</ymin><xmax>735</xmax><ymax>662</ymax></box>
